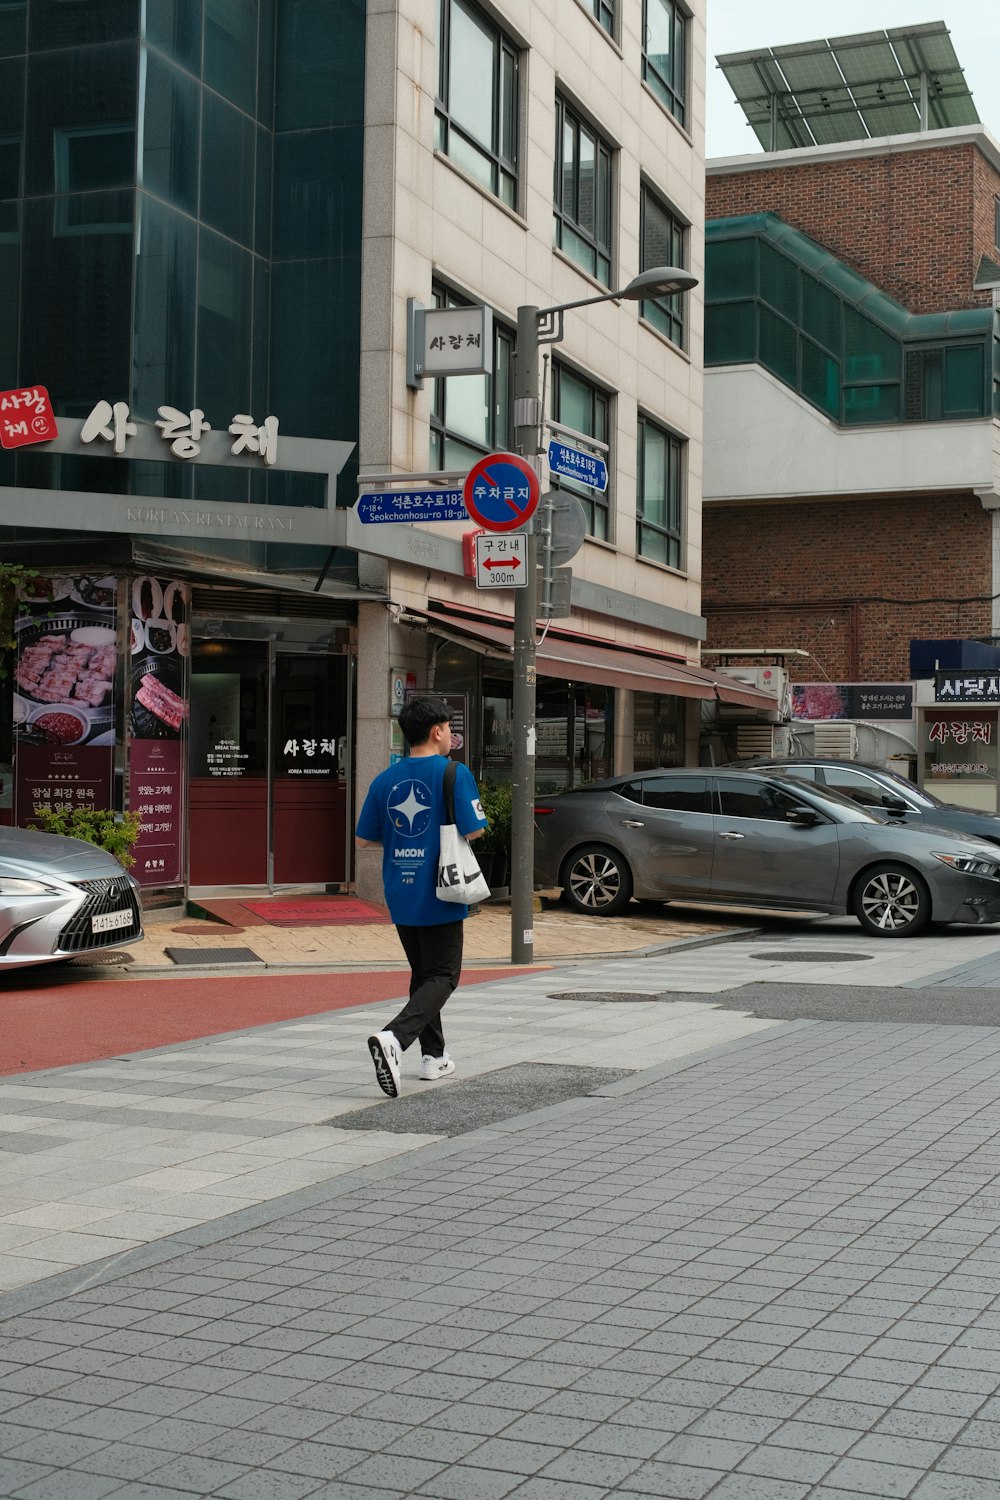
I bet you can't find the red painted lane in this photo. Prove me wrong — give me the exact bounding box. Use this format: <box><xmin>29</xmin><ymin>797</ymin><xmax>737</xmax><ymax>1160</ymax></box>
<box><xmin>0</xmin><ymin>968</ymin><xmax>519</xmax><ymax>1075</ymax></box>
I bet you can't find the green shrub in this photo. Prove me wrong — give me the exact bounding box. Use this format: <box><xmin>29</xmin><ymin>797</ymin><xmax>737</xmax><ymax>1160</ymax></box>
<box><xmin>32</xmin><ymin>807</ymin><xmax>142</xmax><ymax>869</ymax></box>
<box><xmin>477</xmin><ymin>779</ymin><xmax>512</xmax><ymax>855</ymax></box>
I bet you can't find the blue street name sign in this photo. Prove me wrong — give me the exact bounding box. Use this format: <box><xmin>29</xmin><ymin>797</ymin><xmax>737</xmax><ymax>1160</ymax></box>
<box><xmin>547</xmin><ymin>438</ymin><xmax>608</xmax><ymax>493</ymax></box>
<box><xmin>356</xmin><ymin>489</ymin><xmax>468</xmax><ymax>524</ymax></box>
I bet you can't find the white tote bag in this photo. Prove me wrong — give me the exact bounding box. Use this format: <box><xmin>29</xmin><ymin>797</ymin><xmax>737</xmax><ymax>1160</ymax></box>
<box><xmin>437</xmin><ymin>761</ymin><xmax>491</xmax><ymax>905</ymax></box>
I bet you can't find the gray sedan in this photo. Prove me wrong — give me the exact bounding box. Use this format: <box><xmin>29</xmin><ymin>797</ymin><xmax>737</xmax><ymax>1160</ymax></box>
<box><xmin>534</xmin><ymin>769</ymin><xmax>1000</xmax><ymax>936</ymax></box>
<box><xmin>0</xmin><ymin>825</ymin><xmax>142</xmax><ymax>970</ymax></box>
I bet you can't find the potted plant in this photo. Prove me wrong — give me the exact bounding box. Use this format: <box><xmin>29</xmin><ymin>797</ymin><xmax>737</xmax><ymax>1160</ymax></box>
<box><xmin>31</xmin><ymin>807</ymin><xmax>142</xmax><ymax>869</ymax></box>
<box><xmin>476</xmin><ymin>779</ymin><xmax>512</xmax><ymax>896</ymax></box>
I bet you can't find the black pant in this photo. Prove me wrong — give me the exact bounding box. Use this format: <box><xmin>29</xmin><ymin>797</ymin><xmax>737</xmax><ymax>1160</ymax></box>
<box><xmin>387</xmin><ymin>920</ymin><xmax>464</xmax><ymax>1055</ymax></box>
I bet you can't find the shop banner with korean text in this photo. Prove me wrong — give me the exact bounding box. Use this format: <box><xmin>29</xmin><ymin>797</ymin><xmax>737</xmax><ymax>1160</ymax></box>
<box><xmin>13</xmin><ymin>573</ymin><xmax>117</xmax><ymax>826</ymax></box>
<box><xmin>127</xmin><ymin>577</ymin><xmax>190</xmax><ymax>885</ymax></box>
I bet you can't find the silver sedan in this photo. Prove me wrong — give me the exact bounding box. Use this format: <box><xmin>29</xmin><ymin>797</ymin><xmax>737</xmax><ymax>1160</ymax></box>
<box><xmin>534</xmin><ymin>769</ymin><xmax>1000</xmax><ymax>936</ymax></box>
<box><xmin>0</xmin><ymin>825</ymin><xmax>142</xmax><ymax>970</ymax></box>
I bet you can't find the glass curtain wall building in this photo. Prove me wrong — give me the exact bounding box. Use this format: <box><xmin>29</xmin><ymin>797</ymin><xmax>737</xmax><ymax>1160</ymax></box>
<box><xmin>705</xmin><ymin>214</ymin><xmax>1000</xmax><ymax>427</ymax></box>
<box><xmin>0</xmin><ymin>0</ymin><xmax>364</xmax><ymax>572</ymax></box>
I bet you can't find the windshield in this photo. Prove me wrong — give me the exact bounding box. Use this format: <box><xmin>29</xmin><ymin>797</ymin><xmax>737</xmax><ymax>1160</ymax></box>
<box><xmin>872</xmin><ymin>766</ymin><xmax>941</xmax><ymax>808</ymax></box>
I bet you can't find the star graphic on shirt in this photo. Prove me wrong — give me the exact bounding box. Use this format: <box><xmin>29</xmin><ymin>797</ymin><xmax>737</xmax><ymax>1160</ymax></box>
<box><xmin>389</xmin><ymin>780</ymin><xmax>432</xmax><ymax>834</ymax></box>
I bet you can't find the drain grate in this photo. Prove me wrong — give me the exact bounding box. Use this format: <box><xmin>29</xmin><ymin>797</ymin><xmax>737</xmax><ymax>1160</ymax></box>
<box><xmin>327</xmin><ymin>1062</ymin><xmax>634</xmax><ymax>1137</ymax></box>
<box><xmin>67</xmin><ymin>951</ymin><xmax>135</xmax><ymax>967</ymax></box>
<box><xmin>164</xmin><ymin>947</ymin><xmax>263</xmax><ymax>966</ymax></box>
<box><xmin>751</xmin><ymin>951</ymin><xmax>873</xmax><ymax>963</ymax></box>
<box><xmin>553</xmin><ymin>991</ymin><xmax>662</xmax><ymax>1003</ymax></box>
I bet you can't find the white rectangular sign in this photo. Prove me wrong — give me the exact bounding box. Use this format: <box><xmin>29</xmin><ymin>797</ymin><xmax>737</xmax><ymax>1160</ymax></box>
<box><xmin>475</xmin><ymin>532</ymin><xmax>527</xmax><ymax>588</ymax></box>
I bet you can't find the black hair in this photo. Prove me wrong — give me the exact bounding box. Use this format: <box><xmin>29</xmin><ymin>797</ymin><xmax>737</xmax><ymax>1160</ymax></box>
<box><xmin>398</xmin><ymin>695</ymin><xmax>450</xmax><ymax>748</ymax></box>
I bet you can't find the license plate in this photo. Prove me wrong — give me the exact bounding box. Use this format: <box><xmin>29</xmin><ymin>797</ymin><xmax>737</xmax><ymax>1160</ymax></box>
<box><xmin>92</xmin><ymin>907</ymin><xmax>132</xmax><ymax>934</ymax></box>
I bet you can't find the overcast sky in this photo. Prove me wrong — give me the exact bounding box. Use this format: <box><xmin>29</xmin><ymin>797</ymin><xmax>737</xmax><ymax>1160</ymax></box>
<box><xmin>706</xmin><ymin>2</ymin><xmax>1000</xmax><ymax>158</ymax></box>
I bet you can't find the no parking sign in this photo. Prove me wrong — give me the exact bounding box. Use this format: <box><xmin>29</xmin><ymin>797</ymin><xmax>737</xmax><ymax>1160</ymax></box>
<box><xmin>463</xmin><ymin>452</ymin><xmax>540</xmax><ymax>533</ymax></box>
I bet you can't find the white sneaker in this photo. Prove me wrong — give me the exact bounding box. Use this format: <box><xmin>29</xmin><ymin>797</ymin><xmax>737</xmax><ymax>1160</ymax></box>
<box><xmin>419</xmin><ymin>1053</ymin><xmax>455</xmax><ymax>1081</ymax></box>
<box><xmin>368</xmin><ymin>1031</ymin><xmax>401</xmax><ymax>1097</ymax></box>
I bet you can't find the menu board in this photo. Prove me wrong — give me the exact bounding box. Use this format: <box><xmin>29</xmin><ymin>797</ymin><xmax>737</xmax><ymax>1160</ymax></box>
<box><xmin>127</xmin><ymin>576</ymin><xmax>190</xmax><ymax>885</ymax></box>
<box><xmin>13</xmin><ymin>574</ymin><xmax>117</xmax><ymax>826</ymax></box>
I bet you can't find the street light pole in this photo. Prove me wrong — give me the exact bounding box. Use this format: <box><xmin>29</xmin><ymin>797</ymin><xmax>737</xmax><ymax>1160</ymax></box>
<box><xmin>511</xmin><ymin>304</ymin><xmax>541</xmax><ymax>966</ymax></box>
<box><xmin>508</xmin><ymin>267</ymin><xmax>698</xmax><ymax>967</ymax></box>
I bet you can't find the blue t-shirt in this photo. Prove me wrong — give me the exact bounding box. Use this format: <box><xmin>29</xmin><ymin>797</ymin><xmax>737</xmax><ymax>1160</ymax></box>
<box><xmin>356</xmin><ymin>756</ymin><xmax>487</xmax><ymax>925</ymax></box>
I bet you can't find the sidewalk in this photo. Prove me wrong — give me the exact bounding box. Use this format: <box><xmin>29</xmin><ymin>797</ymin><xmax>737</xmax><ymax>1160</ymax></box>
<box><xmin>124</xmin><ymin>899</ymin><xmax>740</xmax><ymax>974</ymax></box>
<box><xmin>4</xmin><ymin>988</ymin><xmax>1000</xmax><ymax>1498</ymax></box>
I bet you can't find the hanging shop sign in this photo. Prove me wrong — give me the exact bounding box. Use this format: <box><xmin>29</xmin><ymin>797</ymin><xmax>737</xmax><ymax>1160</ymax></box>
<box><xmin>935</xmin><ymin>672</ymin><xmax>1000</xmax><ymax>702</ymax></box>
<box><xmin>406</xmin><ymin>299</ymin><xmax>493</xmax><ymax>387</ymax></box>
<box><xmin>791</xmin><ymin>682</ymin><xmax>914</xmax><ymax>720</ymax></box>
<box><xmin>127</xmin><ymin>577</ymin><xmax>190</xmax><ymax>886</ymax></box>
<box><xmin>13</xmin><ymin>574</ymin><xmax>117</xmax><ymax>826</ymax></box>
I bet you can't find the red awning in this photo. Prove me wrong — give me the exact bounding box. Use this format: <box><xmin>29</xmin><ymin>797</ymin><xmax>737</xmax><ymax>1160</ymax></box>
<box><xmin>406</xmin><ymin>606</ymin><xmax>778</xmax><ymax>710</ymax></box>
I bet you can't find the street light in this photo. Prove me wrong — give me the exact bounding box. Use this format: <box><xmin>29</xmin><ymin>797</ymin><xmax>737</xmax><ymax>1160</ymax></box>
<box><xmin>509</xmin><ymin>265</ymin><xmax>700</xmax><ymax>966</ymax></box>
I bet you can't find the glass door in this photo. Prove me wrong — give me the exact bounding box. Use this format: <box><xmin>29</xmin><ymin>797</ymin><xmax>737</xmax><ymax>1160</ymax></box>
<box><xmin>188</xmin><ymin>638</ymin><xmax>352</xmax><ymax>889</ymax></box>
<box><xmin>271</xmin><ymin>649</ymin><xmax>351</xmax><ymax>885</ymax></box>
<box><xmin>189</xmin><ymin>639</ymin><xmax>270</xmax><ymax>886</ymax></box>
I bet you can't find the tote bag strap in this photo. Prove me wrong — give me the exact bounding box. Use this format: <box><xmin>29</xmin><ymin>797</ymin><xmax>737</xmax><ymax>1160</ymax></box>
<box><xmin>442</xmin><ymin>758</ymin><xmax>457</xmax><ymax>825</ymax></box>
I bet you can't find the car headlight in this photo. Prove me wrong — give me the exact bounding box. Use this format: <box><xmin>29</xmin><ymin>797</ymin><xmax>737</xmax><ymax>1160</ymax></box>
<box><xmin>933</xmin><ymin>853</ymin><xmax>1000</xmax><ymax>880</ymax></box>
<box><xmin>0</xmin><ymin>877</ymin><xmax>60</xmax><ymax>896</ymax></box>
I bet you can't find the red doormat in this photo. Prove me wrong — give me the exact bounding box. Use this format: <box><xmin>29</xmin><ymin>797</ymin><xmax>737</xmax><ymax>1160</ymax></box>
<box><xmin>240</xmin><ymin>898</ymin><xmax>392</xmax><ymax>926</ymax></box>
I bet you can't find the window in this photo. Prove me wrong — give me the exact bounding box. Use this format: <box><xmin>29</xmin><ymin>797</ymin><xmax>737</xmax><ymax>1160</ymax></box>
<box><xmin>637</xmin><ymin>415</ymin><xmax>683</xmax><ymax>566</ymax></box>
<box><xmin>429</xmin><ymin>281</ymin><xmax>513</xmax><ymax>470</ymax></box>
<box><xmin>640</xmin><ymin>186</ymin><xmax>686</xmax><ymax>346</ymax></box>
<box><xmin>552</xmin><ymin>361</ymin><xmax>610</xmax><ymax>540</ymax></box>
<box><xmin>633</xmin><ymin>693</ymin><xmax>685</xmax><ymax>770</ymax></box>
<box><xmin>639</xmin><ymin>774</ymin><xmax>707</xmax><ymax>812</ymax></box>
<box><xmin>583</xmin><ymin>0</ymin><xmax>615</xmax><ymax>36</ymax></box>
<box><xmin>643</xmin><ymin>0</ymin><xmax>686</xmax><ymax>127</ymax></box>
<box><xmin>717</xmin><ymin>780</ymin><xmax>804</xmax><ymax>821</ymax></box>
<box><xmin>819</xmin><ymin>766</ymin><xmax>895</xmax><ymax>808</ymax></box>
<box><xmin>436</xmin><ymin>0</ymin><xmax>518</xmax><ymax>208</ymax></box>
<box><xmin>553</xmin><ymin>95</ymin><xmax>612</xmax><ymax>285</ymax></box>
<box><xmin>995</xmin><ymin>196</ymin><xmax>1000</xmax><ymax>251</ymax></box>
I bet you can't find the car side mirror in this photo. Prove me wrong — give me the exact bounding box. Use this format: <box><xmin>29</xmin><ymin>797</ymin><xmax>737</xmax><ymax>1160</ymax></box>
<box><xmin>881</xmin><ymin>795</ymin><xmax>908</xmax><ymax>813</ymax></box>
<box><xmin>785</xmin><ymin>807</ymin><xmax>818</xmax><ymax>826</ymax></box>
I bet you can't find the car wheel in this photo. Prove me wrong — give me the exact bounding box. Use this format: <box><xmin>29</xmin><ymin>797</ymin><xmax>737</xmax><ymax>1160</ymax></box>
<box><xmin>563</xmin><ymin>844</ymin><xmax>633</xmax><ymax>917</ymax></box>
<box><xmin>853</xmin><ymin>863</ymin><xmax>931</xmax><ymax>937</ymax></box>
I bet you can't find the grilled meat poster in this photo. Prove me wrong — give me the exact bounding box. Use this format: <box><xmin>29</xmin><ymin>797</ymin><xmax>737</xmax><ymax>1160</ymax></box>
<box><xmin>13</xmin><ymin>575</ymin><xmax>118</xmax><ymax>826</ymax></box>
<box><xmin>128</xmin><ymin>577</ymin><xmax>190</xmax><ymax>886</ymax></box>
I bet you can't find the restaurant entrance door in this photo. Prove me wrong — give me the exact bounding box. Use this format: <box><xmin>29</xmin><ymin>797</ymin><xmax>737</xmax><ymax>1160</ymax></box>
<box><xmin>188</xmin><ymin>639</ymin><xmax>351</xmax><ymax>888</ymax></box>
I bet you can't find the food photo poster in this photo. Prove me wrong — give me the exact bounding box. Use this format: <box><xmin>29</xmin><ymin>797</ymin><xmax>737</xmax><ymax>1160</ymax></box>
<box><xmin>13</xmin><ymin>573</ymin><xmax>118</xmax><ymax>824</ymax></box>
<box><xmin>127</xmin><ymin>577</ymin><xmax>190</xmax><ymax>887</ymax></box>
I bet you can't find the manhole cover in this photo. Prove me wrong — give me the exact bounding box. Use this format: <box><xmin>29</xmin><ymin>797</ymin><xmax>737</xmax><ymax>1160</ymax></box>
<box><xmin>751</xmin><ymin>951</ymin><xmax>873</xmax><ymax>963</ymax></box>
<box><xmin>553</xmin><ymin>991</ymin><xmax>661</xmax><ymax>1003</ymax></box>
<box><xmin>327</xmin><ymin>1062</ymin><xmax>634</xmax><ymax>1136</ymax></box>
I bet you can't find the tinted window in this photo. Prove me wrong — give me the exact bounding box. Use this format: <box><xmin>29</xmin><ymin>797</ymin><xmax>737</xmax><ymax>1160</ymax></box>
<box><xmin>819</xmin><ymin>766</ymin><xmax>892</xmax><ymax>806</ymax></box>
<box><xmin>619</xmin><ymin>781</ymin><xmax>645</xmax><ymax>806</ymax></box>
<box><xmin>717</xmin><ymin>781</ymin><xmax>804</xmax><ymax>821</ymax></box>
<box><xmin>640</xmin><ymin>776</ymin><xmax>707</xmax><ymax>812</ymax></box>
<box><xmin>775</xmin><ymin>764</ymin><xmax>817</xmax><ymax>780</ymax></box>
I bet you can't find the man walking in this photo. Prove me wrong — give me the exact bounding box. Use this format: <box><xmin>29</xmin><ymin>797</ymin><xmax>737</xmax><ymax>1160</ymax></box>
<box><xmin>356</xmin><ymin>696</ymin><xmax>487</xmax><ymax>1096</ymax></box>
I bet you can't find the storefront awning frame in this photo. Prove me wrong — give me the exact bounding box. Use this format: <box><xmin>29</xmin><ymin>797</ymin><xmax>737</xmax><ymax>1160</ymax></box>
<box><xmin>402</xmin><ymin>606</ymin><xmax>778</xmax><ymax>710</ymax></box>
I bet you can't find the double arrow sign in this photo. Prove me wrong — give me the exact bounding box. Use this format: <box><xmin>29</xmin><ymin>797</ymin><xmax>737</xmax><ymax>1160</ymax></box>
<box><xmin>474</xmin><ymin>532</ymin><xmax>527</xmax><ymax>588</ymax></box>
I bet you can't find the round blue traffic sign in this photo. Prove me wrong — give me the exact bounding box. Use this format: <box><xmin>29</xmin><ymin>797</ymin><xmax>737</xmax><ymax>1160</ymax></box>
<box><xmin>463</xmin><ymin>452</ymin><xmax>540</xmax><ymax>533</ymax></box>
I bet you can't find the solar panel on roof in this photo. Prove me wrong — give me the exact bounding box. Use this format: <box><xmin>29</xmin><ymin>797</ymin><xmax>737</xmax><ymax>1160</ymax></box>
<box><xmin>716</xmin><ymin>21</ymin><xmax>979</xmax><ymax>152</ymax></box>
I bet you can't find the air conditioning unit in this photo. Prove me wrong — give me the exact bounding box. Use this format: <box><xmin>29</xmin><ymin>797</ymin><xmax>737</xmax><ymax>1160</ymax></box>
<box><xmin>735</xmin><ymin>725</ymin><xmax>780</xmax><ymax>758</ymax></box>
<box><xmin>716</xmin><ymin>666</ymin><xmax>789</xmax><ymax>723</ymax></box>
<box><xmin>814</xmin><ymin>722</ymin><xmax>858</xmax><ymax>759</ymax></box>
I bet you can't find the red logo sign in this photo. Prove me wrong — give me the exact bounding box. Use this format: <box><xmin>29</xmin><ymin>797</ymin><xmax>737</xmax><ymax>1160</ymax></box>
<box><xmin>0</xmin><ymin>386</ymin><xmax>58</xmax><ymax>449</ymax></box>
<box><xmin>463</xmin><ymin>452</ymin><xmax>540</xmax><ymax>532</ymax></box>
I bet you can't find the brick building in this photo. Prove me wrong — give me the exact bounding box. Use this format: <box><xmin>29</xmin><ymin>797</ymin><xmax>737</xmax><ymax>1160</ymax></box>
<box><xmin>702</xmin><ymin>39</ymin><xmax>1000</xmax><ymax>807</ymax></box>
